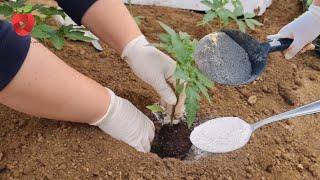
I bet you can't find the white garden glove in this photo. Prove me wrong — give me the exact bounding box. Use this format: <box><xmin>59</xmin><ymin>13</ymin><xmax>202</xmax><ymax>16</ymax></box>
<box><xmin>267</xmin><ymin>5</ymin><xmax>320</xmax><ymax>59</ymax></box>
<box><xmin>121</xmin><ymin>35</ymin><xmax>177</xmax><ymax>106</ymax></box>
<box><xmin>225</xmin><ymin>0</ymin><xmax>272</xmax><ymax>16</ymax></box>
<box><xmin>91</xmin><ymin>88</ymin><xmax>155</xmax><ymax>152</ymax></box>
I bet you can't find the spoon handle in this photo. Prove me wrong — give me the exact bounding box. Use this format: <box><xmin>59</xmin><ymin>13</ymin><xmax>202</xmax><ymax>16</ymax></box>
<box><xmin>251</xmin><ymin>100</ymin><xmax>320</xmax><ymax>131</ymax></box>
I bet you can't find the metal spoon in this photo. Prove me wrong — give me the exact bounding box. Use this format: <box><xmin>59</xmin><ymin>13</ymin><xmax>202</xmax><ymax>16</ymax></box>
<box><xmin>194</xmin><ymin>30</ymin><xmax>293</xmax><ymax>85</ymax></box>
<box><xmin>190</xmin><ymin>100</ymin><xmax>320</xmax><ymax>153</ymax></box>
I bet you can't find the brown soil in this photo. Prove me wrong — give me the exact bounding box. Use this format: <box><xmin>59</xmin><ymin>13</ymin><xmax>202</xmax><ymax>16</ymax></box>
<box><xmin>1</xmin><ymin>0</ymin><xmax>320</xmax><ymax>179</ymax></box>
<box><xmin>151</xmin><ymin>123</ymin><xmax>192</xmax><ymax>160</ymax></box>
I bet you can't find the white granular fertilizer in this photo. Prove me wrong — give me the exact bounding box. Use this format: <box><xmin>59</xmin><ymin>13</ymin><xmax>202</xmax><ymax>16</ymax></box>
<box><xmin>190</xmin><ymin>117</ymin><xmax>252</xmax><ymax>153</ymax></box>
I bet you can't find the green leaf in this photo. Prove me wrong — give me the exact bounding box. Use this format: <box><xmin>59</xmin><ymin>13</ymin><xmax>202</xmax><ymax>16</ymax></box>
<box><xmin>33</xmin><ymin>15</ymin><xmax>42</xmax><ymax>25</ymax></box>
<box><xmin>236</xmin><ymin>20</ymin><xmax>246</xmax><ymax>32</ymax></box>
<box><xmin>50</xmin><ymin>34</ymin><xmax>64</xmax><ymax>50</ymax></box>
<box><xmin>195</xmin><ymin>69</ymin><xmax>214</xmax><ymax>88</ymax></box>
<box><xmin>185</xmin><ymin>86</ymin><xmax>201</xmax><ymax>128</ymax></box>
<box><xmin>199</xmin><ymin>10</ymin><xmax>217</xmax><ymax>26</ymax></box>
<box><xmin>32</xmin><ymin>25</ymin><xmax>52</xmax><ymax>38</ymax></box>
<box><xmin>158</xmin><ymin>22</ymin><xmax>186</xmax><ymax>62</ymax></box>
<box><xmin>37</xmin><ymin>6</ymin><xmax>66</xmax><ymax>19</ymax></box>
<box><xmin>249</xmin><ymin>19</ymin><xmax>263</xmax><ymax>26</ymax></box>
<box><xmin>0</xmin><ymin>4</ymin><xmax>13</xmax><ymax>17</ymax></box>
<box><xmin>134</xmin><ymin>15</ymin><xmax>145</xmax><ymax>26</ymax></box>
<box><xmin>195</xmin><ymin>81</ymin><xmax>211</xmax><ymax>104</ymax></box>
<box><xmin>158</xmin><ymin>21</ymin><xmax>177</xmax><ymax>37</ymax></box>
<box><xmin>245</xmin><ymin>19</ymin><xmax>255</xmax><ymax>30</ymax></box>
<box><xmin>233</xmin><ymin>4</ymin><xmax>244</xmax><ymax>17</ymax></box>
<box><xmin>244</xmin><ymin>13</ymin><xmax>255</xmax><ymax>19</ymax></box>
<box><xmin>22</xmin><ymin>5</ymin><xmax>33</xmax><ymax>13</ymax></box>
<box><xmin>35</xmin><ymin>24</ymin><xmax>56</xmax><ymax>34</ymax></box>
<box><xmin>174</xmin><ymin>68</ymin><xmax>190</xmax><ymax>81</ymax></box>
<box><xmin>64</xmin><ymin>31</ymin><xmax>94</xmax><ymax>42</ymax></box>
<box><xmin>159</xmin><ymin>33</ymin><xmax>171</xmax><ymax>44</ymax></box>
<box><xmin>146</xmin><ymin>104</ymin><xmax>165</xmax><ymax>113</ymax></box>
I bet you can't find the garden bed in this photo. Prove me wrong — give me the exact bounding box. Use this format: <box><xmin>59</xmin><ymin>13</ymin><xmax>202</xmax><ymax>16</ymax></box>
<box><xmin>0</xmin><ymin>0</ymin><xmax>320</xmax><ymax>179</ymax></box>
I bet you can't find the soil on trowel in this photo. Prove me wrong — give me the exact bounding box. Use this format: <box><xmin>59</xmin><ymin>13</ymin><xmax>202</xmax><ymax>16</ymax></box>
<box><xmin>151</xmin><ymin>123</ymin><xmax>192</xmax><ymax>160</ymax></box>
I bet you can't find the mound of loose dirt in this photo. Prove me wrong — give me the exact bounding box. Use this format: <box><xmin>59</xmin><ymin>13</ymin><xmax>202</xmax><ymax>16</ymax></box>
<box><xmin>1</xmin><ymin>0</ymin><xmax>319</xmax><ymax>179</ymax></box>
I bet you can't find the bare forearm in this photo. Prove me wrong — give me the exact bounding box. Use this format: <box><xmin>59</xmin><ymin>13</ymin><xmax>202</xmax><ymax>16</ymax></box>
<box><xmin>81</xmin><ymin>0</ymin><xmax>142</xmax><ymax>53</ymax></box>
<box><xmin>314</xmin><ymin>0</ymin><xmax>320</xmax><ymax>6</ymax></box>
<box><xmin>0</xmin><ymin>39</ymin><xmax>110</xmax><ymax>124</ymax></box>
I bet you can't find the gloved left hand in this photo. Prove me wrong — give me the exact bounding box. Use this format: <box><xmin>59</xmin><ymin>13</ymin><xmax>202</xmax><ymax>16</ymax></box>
<box><xmin>121</xmin><ymin>35</ymin><xmax>177</xmax><ymax>106</ymax></box>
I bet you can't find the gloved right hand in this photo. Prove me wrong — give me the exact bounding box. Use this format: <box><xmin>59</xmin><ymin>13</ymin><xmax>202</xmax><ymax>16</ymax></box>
<box><xmin>91</xmin><ymin>88</ymin><xmax>155</xmax><ymax>152</ymax></box>
<box><xmin>267</xmin><ymin>4</ymin><xmax>320</xmax><ymax>59</ymax></box>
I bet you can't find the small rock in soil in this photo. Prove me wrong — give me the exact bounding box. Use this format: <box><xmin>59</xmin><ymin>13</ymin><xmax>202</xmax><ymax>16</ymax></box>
<box><xmin>0</xmin><ymin>164</ymin><xmax>6</xmax><ymax>173</ymax></box>
<box><xmin>309</xmin><ymin>164</ymin><xmax>320</xmax><ymax>177</ymax></box>
<box><xmin>294</xmin><ymin>79</ymin><xmax>304</xmax><ymax>87</ymax></box>
<box><xmin>248</xmin><ymin>95</ymin><xmax>257</xmax><ymax>105</ymax></box>
<box><xmin>281</xmin><ymin>153</ymin><xmax>295</xmax><ymax>161</ymax></box>
<box><xmin>262</xmin><ymin>86</ymin><xmax>272</xmax><ymax>93</ymax></box>
<box><xmin>297</xmin><ymin>164</ymin><xmax>304</xmax><ymax>171</ymax></box>
<box><xmin>309</xmin><ymin>74</ymin><xmax>318</xmax><ymax>81</ymax></box>
<box><xmin>80</xmin><ymin>50</ymin><xmax>86</xmax><ymax>55</ymax></box>
<box><xmin>0</xmin><ymin>152</ymin><xmax>3</xmax><ymax>161</ymax></box>
<box><xmin>278</xmin><ymin>85</ymin><xmax>297</xmax><ymax>105</ymax></box>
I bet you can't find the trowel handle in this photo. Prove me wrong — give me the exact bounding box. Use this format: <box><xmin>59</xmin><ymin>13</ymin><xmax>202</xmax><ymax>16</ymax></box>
<box><xmin>268</xmin><ymin>38</ymin><xmax>293</xmax><ymax>52</ymax></box>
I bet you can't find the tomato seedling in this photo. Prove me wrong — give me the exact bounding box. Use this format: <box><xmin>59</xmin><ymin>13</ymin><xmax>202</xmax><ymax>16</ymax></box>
<box><xmin>153</xmin><ymin>22</ymin><xmax>214</xmax><ymax>129</ymax></box>
<box><xmin>199</xmin><ymin>0</ymin><xmax>263</xmax><ymax>32</ymax></box>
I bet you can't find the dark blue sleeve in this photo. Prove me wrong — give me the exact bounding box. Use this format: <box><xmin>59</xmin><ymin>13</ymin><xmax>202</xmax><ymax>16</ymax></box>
<box><xmin>0</xmin><ymin>20</ymin><xmax>31</xmax><ymax>90</ymax></box>
<box><xmin>55</xmin><ymin>0</ymin><xmax>97</xmax><ymax>25</ymax></box>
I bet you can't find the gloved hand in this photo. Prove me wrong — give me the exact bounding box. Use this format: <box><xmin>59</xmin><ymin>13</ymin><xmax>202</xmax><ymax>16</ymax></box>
<box><xmin>225</xmin><ymin>0</ymin><xmax>272</xmax><ymax>16</ymax></box>
<box><xmin>91</xmin><ymin>88</ymin><xmax>155</xmax><ymax>152</ymax></box>
<box><xmin>121</xmin><ymin>35</ymin><xmax>177</xmax><ymax>106</ymax></box>
<box><xmin>267</xmin><ymin>5</ymin><xmax>320</xmax><ymax>59</ymax></box>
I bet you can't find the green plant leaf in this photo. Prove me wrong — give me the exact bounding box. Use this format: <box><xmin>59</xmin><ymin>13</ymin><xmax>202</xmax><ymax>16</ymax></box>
<box><xmin>236</xmin><ymin>20</ymin><xmax>246</xmax><ymax>32</ymax></box>
<box><xmin>158</xmin><ymin>21</ymin><xmax>177</xmax><ymax>37</ymax></box>
<box><xmin>244</xmin><ymin>13</ymin><xmax>255</xmax><ymax>19</ymax></box>
<box><xmin>134</xmin><ymin>15</ymin><xmax>145</xmax><ymax>26</ymax></box>
<box><xmin>64</xmin><ymin>31</ymin><xmax>94</xmax><ymax>42</ymax></box>
<box><xmin>199</xmin><ymin>10</ymin><xmax>217</xmax><ymax>26</ymax></box>
<box><xmin>195</xmin><ymin>81</ymin><xmax>211</xmax><ymax>104</ymax></box>
<box><xmin>146</xmin><ymin>104</ymin><xmax>165</xmax><ymax>113</ymax></box>
<box><xmin>0</xmin><ymin>4</ymin><xmax>13</xmax><ymax>17</ymax></box>
<box><xmin>174</xmin><ymin>68</ymin><xmax>190</xmax><ymax>81</ymax></box>
<box><xmin>50</xmin><ymin>34</ymin><xmax>64</xmax><ymax>50</ymax></box>
<box><xmin>157</xmin><ymin>23</ymin><xmax>214</xmax><ymax>129</ymax></box>
<box><xmin>22</xmin><ymin>5</ymin><xmax>32</xmax><ymax>13</ymax></box>
<box><xmin>185</xmin><ymin>86</ymin><xmax>201</xmax><ymax>128</ymax></box>
<box><xmin>32</xmin><ymin>25</ymin><xmax>52</xmax><ymax>38</ymax></box>
<box><xmin>249</xmin><ymin>19</ymin><xmax>263</xmax><ymax>26</ymax></box>
<box><xmin>37</xmin><ymin>6</ymin><xmax>66</xmax><ymax>19</ymax></box>
<box><xmin>245</xmin><ymin>19</ymin><xmax>255</xmax><ymax>30</ymax></box>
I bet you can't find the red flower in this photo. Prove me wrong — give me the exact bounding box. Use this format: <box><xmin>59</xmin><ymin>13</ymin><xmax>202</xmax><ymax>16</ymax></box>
<box><xmin>12</xmin><ymin>13</ymin><xmax>35</xmax><ymax>36</ymax></box>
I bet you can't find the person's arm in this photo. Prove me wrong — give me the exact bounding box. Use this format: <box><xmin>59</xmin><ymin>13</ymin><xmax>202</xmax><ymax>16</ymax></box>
<box><xmin>56</xmin><ymin>0</ymin><xmax>178</xmax><ymax>109</ymax></box>
<box><xmin>0</xmin><ymin>20</ymin><xmax>154</xmax><ymax>152</ymax></box>
<box><xmin>267</xmin><ymin>2</ymin><xmax>320</xmax><ymax>59</ymax></box>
